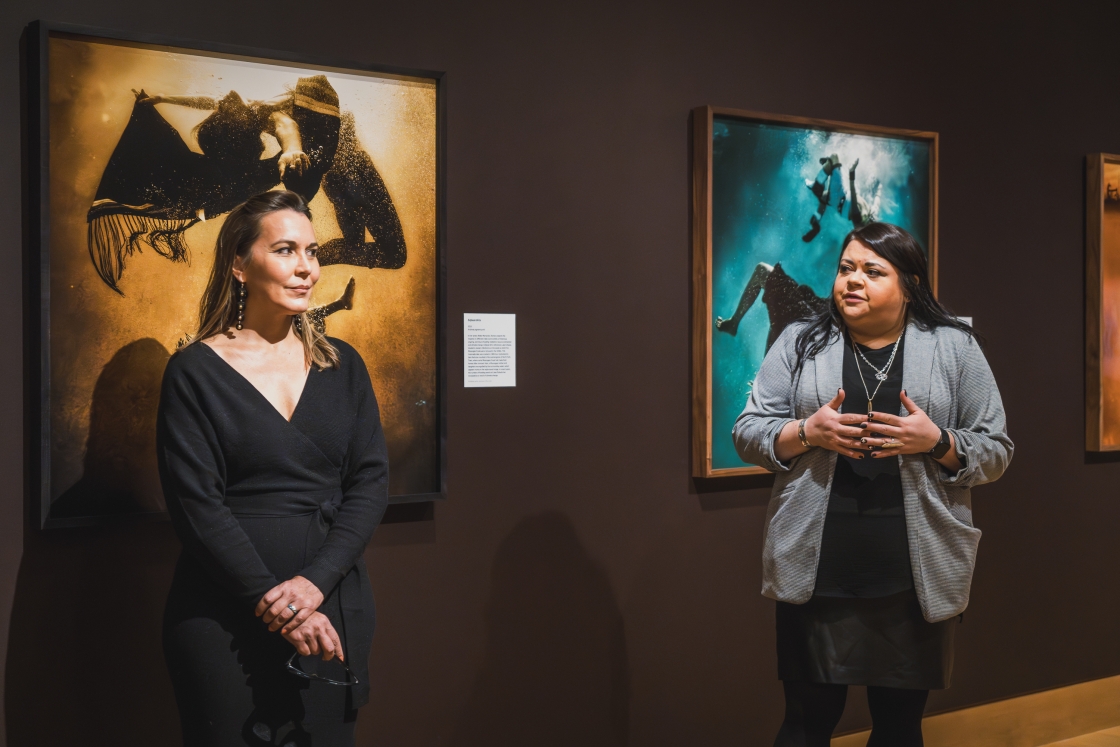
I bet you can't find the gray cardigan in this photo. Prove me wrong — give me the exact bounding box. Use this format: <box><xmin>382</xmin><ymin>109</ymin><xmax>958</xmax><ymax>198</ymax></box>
<box><xmin>732</xmin><ymin>321</ymin><xmax>1013</xmax><ymax>622</ymax></box>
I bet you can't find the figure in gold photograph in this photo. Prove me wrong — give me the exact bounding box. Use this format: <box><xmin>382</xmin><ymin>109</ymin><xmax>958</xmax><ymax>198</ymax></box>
<box><xmin>45</xmin><ymin>32</ymin><xmax>439</xmax><ymax>520</ymax></box>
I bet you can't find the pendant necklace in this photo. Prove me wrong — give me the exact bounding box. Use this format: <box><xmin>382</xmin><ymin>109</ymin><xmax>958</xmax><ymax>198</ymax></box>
<box><xmin>852</xmin><ymin>329</ymin><xmax>904</xmax><ymax>415</ymax></box>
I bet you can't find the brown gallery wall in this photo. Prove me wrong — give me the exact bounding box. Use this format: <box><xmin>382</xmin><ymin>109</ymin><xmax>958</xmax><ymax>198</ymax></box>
<box><xmin>2</xmin><ymin>1</ymin><xmax>1119</xmax><ymax>745</ymax></box>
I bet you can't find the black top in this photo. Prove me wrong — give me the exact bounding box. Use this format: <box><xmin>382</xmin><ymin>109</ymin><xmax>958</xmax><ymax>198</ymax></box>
<box><xmin>814</xmin><ymin>333</ymin><xmax>913</xmax><ymax>598</ymax></box>
<box><xmin>156</xmin><ymin>338</ymin><xmax>388</xmax><ymax>704</ymax></box>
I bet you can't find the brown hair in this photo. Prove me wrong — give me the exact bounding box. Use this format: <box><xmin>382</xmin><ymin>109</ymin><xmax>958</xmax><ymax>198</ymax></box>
<box><xmin>184</xmin><ymin>190</ymin><xmax>340</xmax><ymax>370</ymax></box>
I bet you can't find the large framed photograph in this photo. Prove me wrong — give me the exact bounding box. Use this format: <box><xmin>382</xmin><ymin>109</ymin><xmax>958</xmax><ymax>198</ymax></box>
<box><xmin>1086</xmin><ymin>153</ymin><xmax>1120</xmax><ymax>452</ymax></box>
<box><xmin>691</xmin><ymin>106</ymin><xmax>938</xmax><ymax>478</ymax></box>
<box><xmin>25</xmin><ymin>22</ymin><xmax>445</xmax><ymax>527</ymax></box>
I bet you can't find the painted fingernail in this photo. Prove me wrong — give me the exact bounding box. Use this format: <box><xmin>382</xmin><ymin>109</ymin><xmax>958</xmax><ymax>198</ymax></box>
<box><xmin>858</xmin><ymin>454</ymin><xmax>865</xmax><ymax>459</ymax></box>
<box><xmin>860</xmin><ymin>422</ymin><xmax>868</xmax><ymax>428</ymax></box>
<box><xmin>860</xmin><ymin>438</ymin><xmax>867</xmax><ymax>444</ymax></box>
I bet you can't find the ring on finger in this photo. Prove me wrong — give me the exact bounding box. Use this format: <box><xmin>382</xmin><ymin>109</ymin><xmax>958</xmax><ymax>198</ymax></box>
<box><xmin>287</xmin><ymin>603</ymin><xmax>299</xmax><ymax>615</ymax></box>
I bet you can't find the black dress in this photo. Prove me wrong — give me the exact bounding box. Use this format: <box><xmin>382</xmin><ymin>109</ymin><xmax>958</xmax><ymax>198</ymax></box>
<box><xmin>776</xmin><ymin>334</ymin><xmax>957</xmax><ymax>689</ymax></box>
<box><xmin>157</xmin><ymin>339</ymin><xmax>388</xmax><ymax>747</ymax></box>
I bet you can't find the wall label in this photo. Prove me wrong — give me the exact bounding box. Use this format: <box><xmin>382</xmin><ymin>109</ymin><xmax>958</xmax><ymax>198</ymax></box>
<box><xmin>464</xmin><ymin>314</ymin><xmax>516</xmax><ymax>388</ymax></box>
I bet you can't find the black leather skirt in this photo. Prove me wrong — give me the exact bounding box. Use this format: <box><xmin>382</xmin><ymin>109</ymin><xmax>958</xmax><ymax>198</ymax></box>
<box><xmin>776</xmin><ymin>589</ymin><xmax>958</xmax><ymax>689</ymax></box>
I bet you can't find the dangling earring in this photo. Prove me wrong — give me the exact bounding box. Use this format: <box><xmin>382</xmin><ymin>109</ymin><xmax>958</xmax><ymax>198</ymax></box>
<box><xmin>236</xmin><ymin>281</ymin><xmax>246</xmax><ymax>330</ymax></box>
<box><xmin>293</xmin><ymin>314</ymin><xmax>303</xmax><ymax>334</ymax></box>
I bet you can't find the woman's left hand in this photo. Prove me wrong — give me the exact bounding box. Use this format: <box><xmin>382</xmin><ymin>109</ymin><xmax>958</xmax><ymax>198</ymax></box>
<box><xmin>256</xmin><ymin>576</ymin><xmax>324</xmax><ymax>633</ymax></box>
<box><xmin>861</xmin><ymin>391</ymin><xmax>942</xmax><ymax>457</ymax></box>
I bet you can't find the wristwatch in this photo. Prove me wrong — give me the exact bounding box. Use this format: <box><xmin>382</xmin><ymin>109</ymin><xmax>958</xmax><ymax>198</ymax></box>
<box><xmin>927</xmin><ymin>428</ymin><xmax>952</xmax><ymax>459</ymax></box>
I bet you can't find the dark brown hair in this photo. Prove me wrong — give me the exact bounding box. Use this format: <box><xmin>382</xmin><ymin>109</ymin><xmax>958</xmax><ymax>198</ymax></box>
<box><xmin>792</xmin><ymin>222</ymin><xmax>976</xmax><ymax>376</ymax></box>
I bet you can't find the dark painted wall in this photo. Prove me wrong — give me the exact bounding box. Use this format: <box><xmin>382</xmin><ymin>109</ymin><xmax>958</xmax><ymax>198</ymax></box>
<box><xmin>2</xmin><ymin>1</ymin><xmax>1119</xmax><ymax>745</ymax></box>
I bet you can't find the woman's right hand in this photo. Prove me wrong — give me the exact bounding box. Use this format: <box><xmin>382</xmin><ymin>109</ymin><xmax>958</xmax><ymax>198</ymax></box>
<box><xmin>803</xmin><ymin>389</ymin><xmax>869</xmax><ymax>459</ymax></box>
<box><xmin>281</xmin><ymin>611</ymin><xmax>345</xmax><ymax>662</ymax></box>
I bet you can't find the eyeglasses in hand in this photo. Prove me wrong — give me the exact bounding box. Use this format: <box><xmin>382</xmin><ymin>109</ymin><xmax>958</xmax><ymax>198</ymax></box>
<box><xmin>285</xmin><ymin>651</ymin><xmax>359</xmax><ymax>687</ymax></box>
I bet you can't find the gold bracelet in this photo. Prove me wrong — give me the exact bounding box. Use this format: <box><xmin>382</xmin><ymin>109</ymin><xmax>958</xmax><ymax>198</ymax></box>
<box><xmin>798</xmin><ymin>419</ymin><xmax>812</xmax><ymax>448</ymax></box>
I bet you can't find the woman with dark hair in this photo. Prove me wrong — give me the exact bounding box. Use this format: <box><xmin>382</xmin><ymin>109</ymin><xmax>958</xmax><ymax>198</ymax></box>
<box><xmin>733</xmin><ymin>222</ymin><xmax>1013</xmax><ymax>746</ymax></box>
<box><xmin>157</xmin><ymin>190</ymin><xmax>388</xmax><ymax>746</ymax></box>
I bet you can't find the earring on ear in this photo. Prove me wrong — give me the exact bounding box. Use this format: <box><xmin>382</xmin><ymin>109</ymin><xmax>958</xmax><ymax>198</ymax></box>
<box><xmin>236</xmin><ymin>281</ymin><xmax>246</xmax><ymax>330</ymax></box>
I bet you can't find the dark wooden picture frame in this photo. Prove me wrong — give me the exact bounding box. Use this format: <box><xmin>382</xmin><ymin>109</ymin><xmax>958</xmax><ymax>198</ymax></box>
<box><xmin>1086</xmin><ymin>153</ymin><xmax>1120</xmax><ymax>452</ymax></box>
<box><xmin>691</xmin><ymin>105</ymin><xmax>938</xmax><ymax>478</ymax></box>
<box><xmin>24</xmin><ymin>21</ymin><xmax>447</xmax><ymax>528</ymax></box>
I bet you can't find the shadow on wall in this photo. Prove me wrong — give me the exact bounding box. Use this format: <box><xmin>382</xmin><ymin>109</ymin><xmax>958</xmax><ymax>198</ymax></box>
<box><xmin>450</xmin><ymin>512</ymin><xmax>630</xmax><ymax>747</ymax></box>
<box><xmin>4</xmin><ymin>521</ymin><xmax>181</xmax><ymax>746</ymax></box>
<box><xmin>50</xmin><ymin>338</ymin><xmax>171</xmax><ymax>519</ymax></box>
<box><xmin>6</xmin><ymin>339</ymin><xmax>181</xmax><ymax>745</ymax></box>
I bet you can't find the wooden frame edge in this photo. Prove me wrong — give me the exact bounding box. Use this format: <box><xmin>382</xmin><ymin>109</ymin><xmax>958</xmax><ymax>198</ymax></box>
<box><xmin>1085</xmin><ymin>153</ymin><xmax>1120</xmax><ymax>452</ymax></box>
<box><xmin>690</xmin><ymin>106</ymin><xmax>712</xmax><ymax>478</ymax></box>
<box><xmin>692</xmin><ymin>108</ymin><xmax>770</xmax><ymax>478</ymax></box>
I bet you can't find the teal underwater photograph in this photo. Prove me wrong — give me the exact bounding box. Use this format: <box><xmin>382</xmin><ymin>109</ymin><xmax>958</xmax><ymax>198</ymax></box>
<box><xmin>692</xmin><ymin>107</ymin><xmax>937</xmax><ymax>476</ymax></box>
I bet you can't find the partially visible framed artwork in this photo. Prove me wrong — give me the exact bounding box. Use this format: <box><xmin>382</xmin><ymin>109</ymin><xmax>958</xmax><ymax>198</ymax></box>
<box><xmin>25</xmin><ymin>21</ymin><xmax>445</xmax><ymax>527</ymax></box>
<box><xmin>691</xmin><ymin>106</ymin><xmax>938</xmax><ymax>478</ymax></box>
<box><xmin>1086</xmin><ymin>153</ymin><xmax>1120</xmax><ymax>452</ymax></box>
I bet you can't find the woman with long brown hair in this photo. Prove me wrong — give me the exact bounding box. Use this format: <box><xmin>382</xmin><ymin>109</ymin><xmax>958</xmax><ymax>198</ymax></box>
<box><xmin>157</xmin><ymin>190</ymin><xmax>388</xmax><ymax>746</ymax></box>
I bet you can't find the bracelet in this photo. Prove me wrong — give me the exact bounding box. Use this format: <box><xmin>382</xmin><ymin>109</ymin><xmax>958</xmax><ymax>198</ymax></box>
<box><xmin>797</xmin><ymin>419</ymin><xmax>812</xmax><ymax>448</ymax></box>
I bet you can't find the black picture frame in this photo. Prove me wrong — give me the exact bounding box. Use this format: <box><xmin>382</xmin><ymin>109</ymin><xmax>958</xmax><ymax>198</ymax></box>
<box><xmin>23</xmin><ymin>20</ymin><xmax>447</xmax><ymax>528</ymax></box>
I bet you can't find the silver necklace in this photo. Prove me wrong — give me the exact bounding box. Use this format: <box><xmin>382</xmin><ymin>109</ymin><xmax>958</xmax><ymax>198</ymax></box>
<box><xmin>852</xmin><ymin>330</ymin><xmax>904</xmax><ymax>415</ymax></box>
<box><xmin>856</xmin><ymin>345</ymin><xmax>891</xmax><ymax>381</ymax></box>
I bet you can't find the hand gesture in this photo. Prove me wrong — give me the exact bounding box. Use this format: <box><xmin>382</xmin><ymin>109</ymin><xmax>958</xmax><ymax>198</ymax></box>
<box><xmin>803</xmin><ymin>389</ymin><xmax>870</xmax><ymax>459</ymax></box>
<box><xmin>282</xmin><ymin>611</ymin><xmax>345</xmax><ymax>662</ymax></box>
<box><xmin>278</xmin><ymin>150</ymin><xmax>311</xmax><ymax>178</ymax></box>
<box><xmin>256</xmin><ymin>576</ymin><xmax>324</xmax><ymax>634</ymax></box>
<box><xmin>861</xmin><ymin>390</ymin><xmax>942</xmax><ymax>457</ymax></box>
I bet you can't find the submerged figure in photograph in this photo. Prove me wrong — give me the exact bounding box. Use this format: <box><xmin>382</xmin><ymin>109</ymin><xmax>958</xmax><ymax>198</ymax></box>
<box><xmin>715</xmin><ymin>262</ymin><xmax>828</xmax><ymax>351</ymax></box>
<box><xmin>802</xmin><ymin>154</ymin><xmax>845</xmax><ymax>242</ymax></box>
<box><xmin>307</xmin><ymin>276</ymin><xmax>357</xmax><ymax>333</ymax></box>
<box><xmin>319</xmin><ymin>113</ymin><xmax>407</xmax><ymax>269</ymax></box>
<box><xmin>845</xmin><ymin>158</ymin><xmax>879</xmax><ymax>230</ymax></box>
<box><xmin>87</xmin><ymin>75</ymin><xmax>406</xmax><ymax>294</ymax></box>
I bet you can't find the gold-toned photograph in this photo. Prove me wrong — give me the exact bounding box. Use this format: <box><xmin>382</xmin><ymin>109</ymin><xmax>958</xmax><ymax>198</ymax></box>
<box><xmin>41</xmin><ymin>31</ymin><xmax>440</xmax><ymax>522</ymax></box>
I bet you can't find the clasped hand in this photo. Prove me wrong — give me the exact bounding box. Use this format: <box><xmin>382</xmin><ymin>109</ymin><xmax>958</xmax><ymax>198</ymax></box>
<box><xmin>256</xmin><ymin>576</ymin><xmax>343</xmax><ymax>661</ymax></box>
<box><xmin>804</xmin><ymin>389</ymin><xmax>941</xmax><ymax>458</ymax></box>
<box><xmin>282</xmin><ymin>611</ymin><xmax>345</xmax><ymax>662</ymax></box>
<box><xmin>256</xmin><ymin>575</ymin><xmax>324</xmax><ymax>632</ymax></box>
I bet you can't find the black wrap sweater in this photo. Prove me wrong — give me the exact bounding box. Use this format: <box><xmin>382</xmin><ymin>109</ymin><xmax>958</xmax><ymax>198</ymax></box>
<box><xmin>157</xmin><ymin>338</ymin><xmax>388</xmax><ymax>719</ymax></box>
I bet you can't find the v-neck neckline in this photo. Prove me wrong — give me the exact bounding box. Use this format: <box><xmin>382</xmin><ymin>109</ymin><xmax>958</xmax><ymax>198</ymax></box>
<box><xmin>200</xmin><ymin>341</ymin><xmax>313</xmax><ymax>424</ymax></box>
